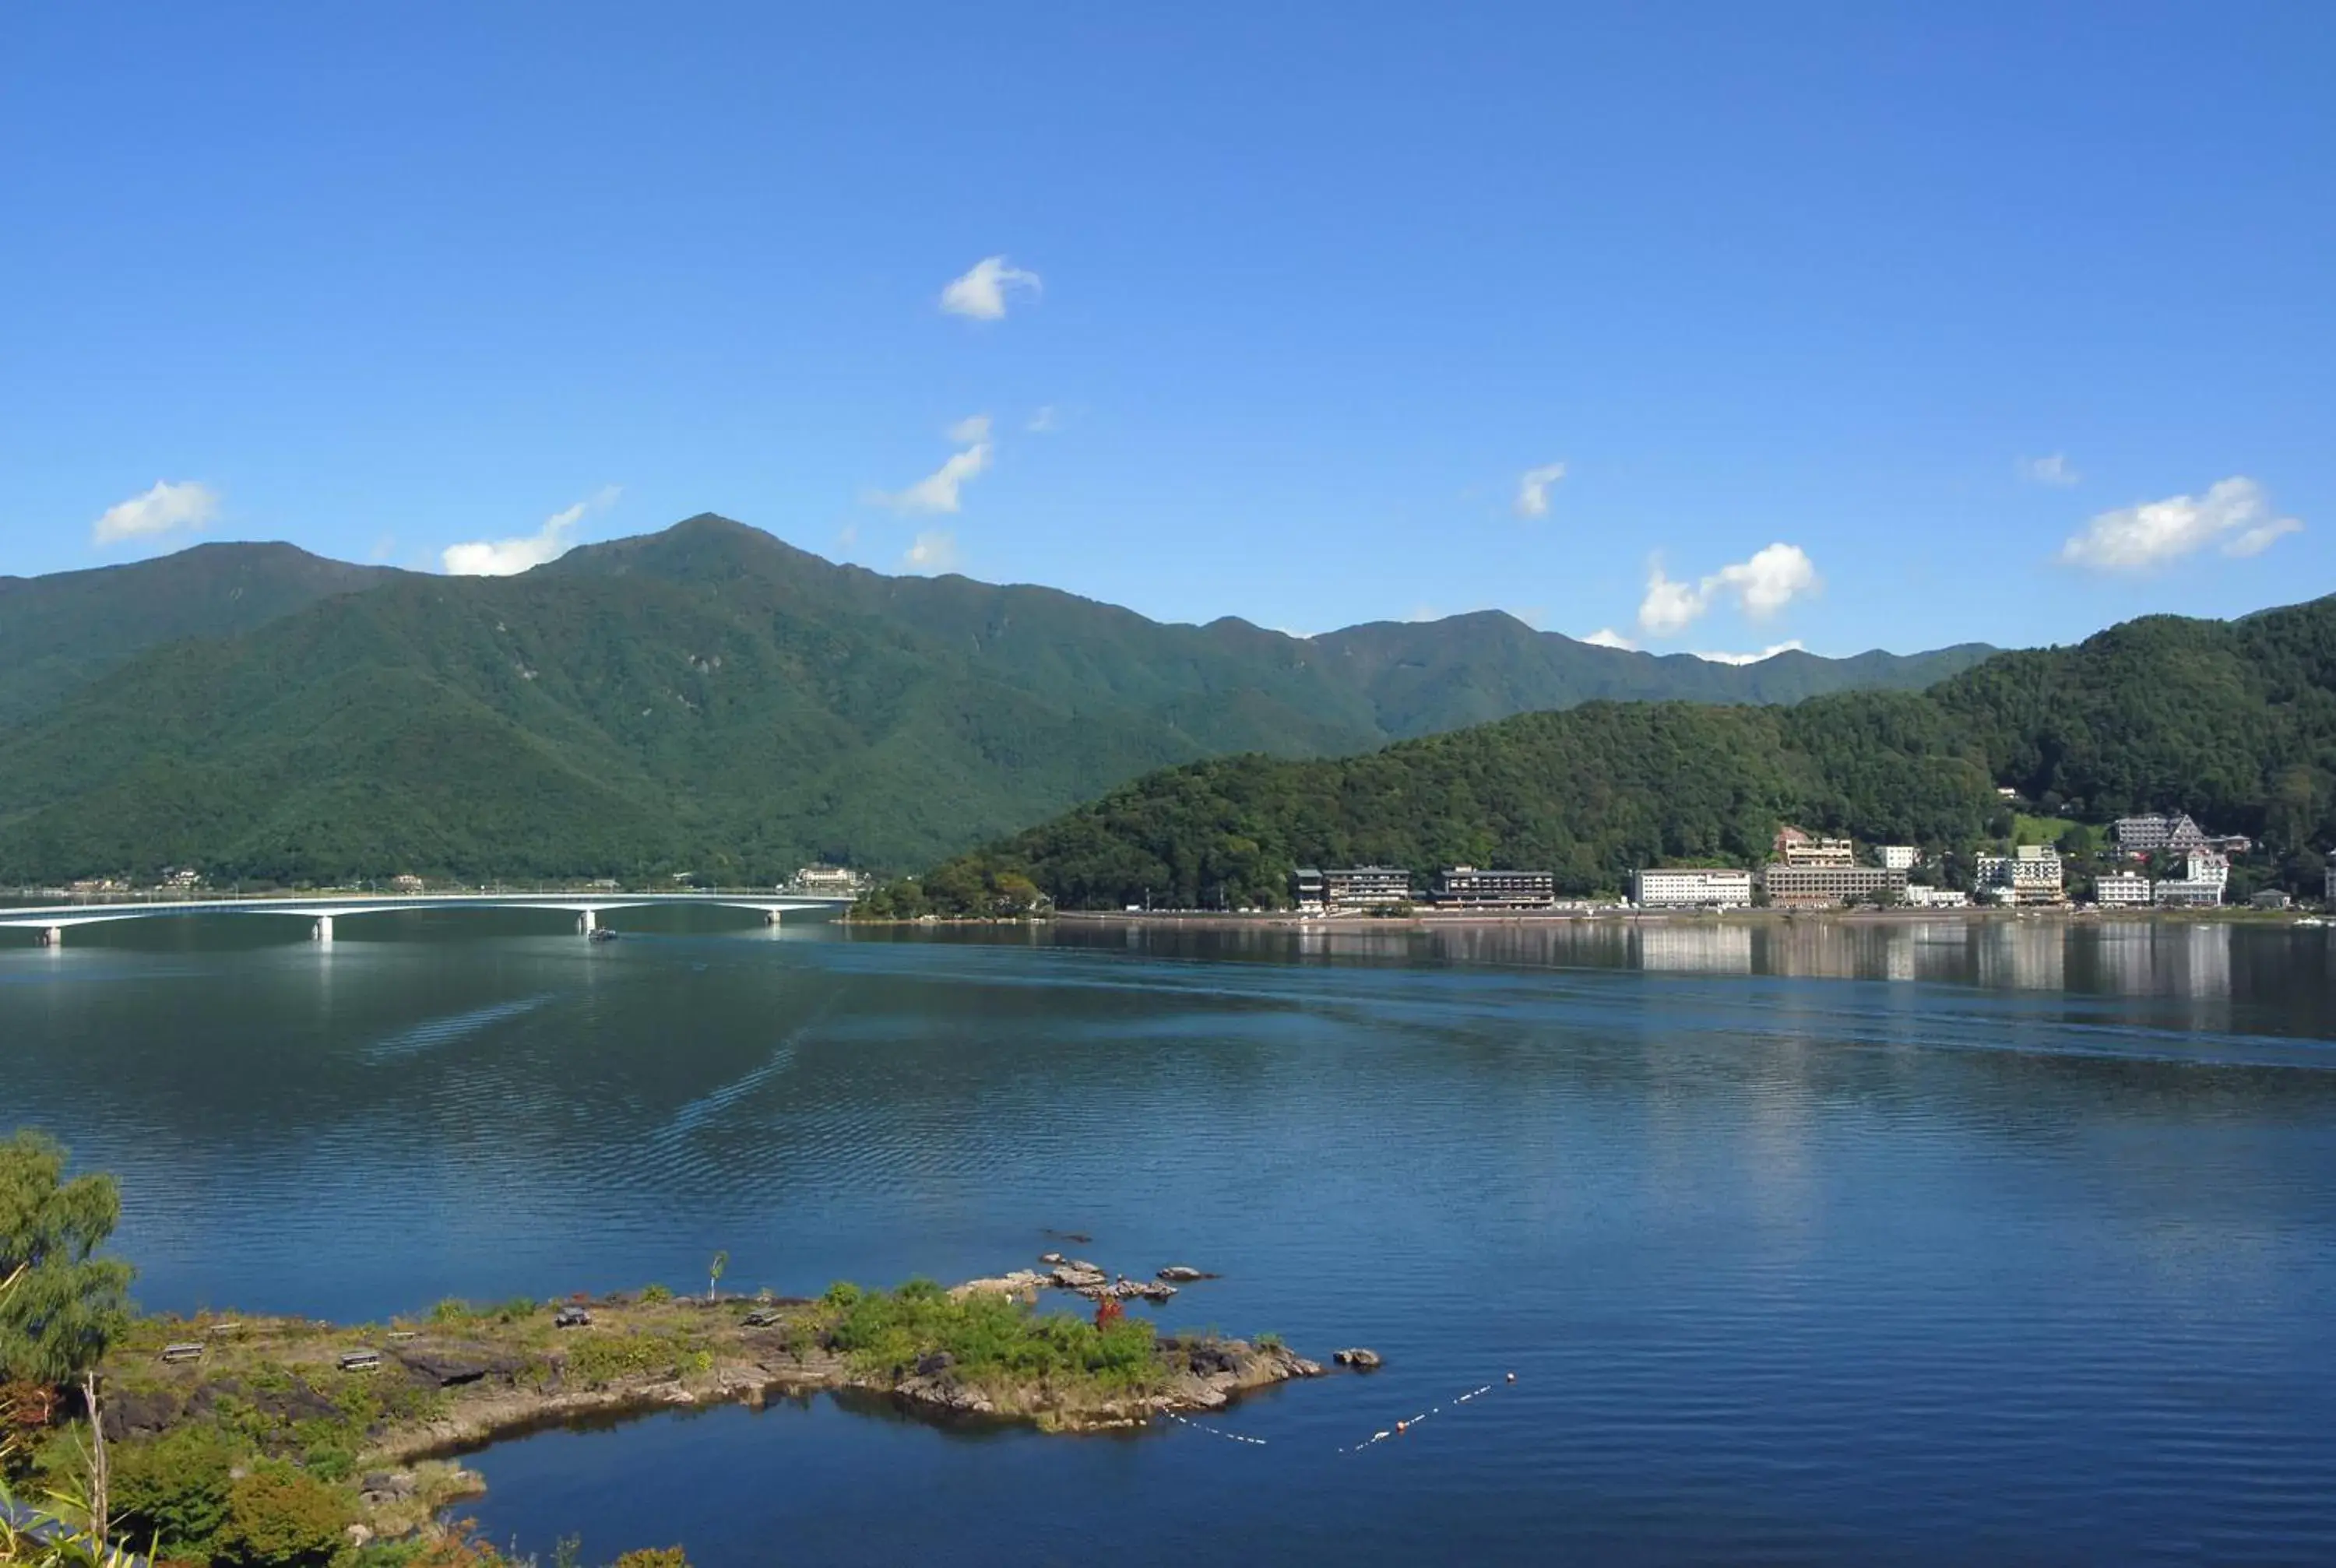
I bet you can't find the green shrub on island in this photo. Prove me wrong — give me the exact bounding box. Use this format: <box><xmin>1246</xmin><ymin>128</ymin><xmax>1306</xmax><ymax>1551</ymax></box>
<box><xmin>110</xmin><ymin>1423</ymin><xmax>241</xmax><ymax>1555</ymax></box>
<box><xmin>564</xmin><ymin>1331</ymin><xmax>705</xmax><ymax>1390</ymax></box>
<box><xmin>820</xmin><ymin>1278</ymin><xmax>1163</xmax><ymax>1395</ymax></box>
<box><xmin>639</xmin><ymin>1283</ymin><xmax>674</xmax><ymax>1304</ymax></box>
<box><xmin>426</xmin><ymin>1297</ymin><xmax>540</xmax><ymax>1328</ymax></box>
<box><xmin>213</xmin><ymin>1463</ymin><xmax>354</xmax><ymax>1567</ymax></box>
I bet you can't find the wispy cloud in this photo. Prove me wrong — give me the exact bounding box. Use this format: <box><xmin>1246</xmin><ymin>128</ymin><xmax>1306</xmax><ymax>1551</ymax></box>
<box><xmin>2021</xmin><ymin>453</ymin><xmax>2081</xmax><ymax>487</ymax></box>
<box><xmin>2057</xmin><ymin>476</ymin><xmax>2301</xmax><ymax>571</ymax></box>
<box><xmin>874</xmin><ymin>418</ymin><xmax>994</xmax><ymax>515</ymax></box>
<box><xmin>1026</xmin><ymin>405</ymin><xmax>1061</xmax><ymax>434</ymax></box>
<box><xmin>91</xmin><ymin>479</ymin><xmax>220</xmax><ymax>545</ymax></box>
<box><xmin>1637</xmin><ymin>543</ymin><xmax>1821</xmax><ymax>637</ymax></box>
<box><xmin>442</xmin><ymin>486</ymin><xmax>621</xmax><ymax>575</ymax></box>
<box><xmin>1513</xmin><ymin>461</ymin><xmax>1567</xmax><ymax>519</ymax></box>
<box><xmin>940</xmin><ymin>256</ymin><xmax>1042</xmax><ymax>321</ymax></box>
<box><xmin>902</xmin><ymin>530</ymin><xmax>961</xmax><ymax>574</ymax></box>
<box><xmin>1580</xmin><ymin>628</ymin><xmax>1638</xmax><ymax>651</ymax></box>
<box><xmin>1692</xmin><ymin>640</ymin><xmax>1806</xmax><ymax>666</ymax></box>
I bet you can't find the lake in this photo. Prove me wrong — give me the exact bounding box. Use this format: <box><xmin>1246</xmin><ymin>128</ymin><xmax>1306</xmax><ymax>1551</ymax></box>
<box><xmin>7</xmin><ymin>910</ymin><xmax>2336</xmax><ymax>1564</ymax></box>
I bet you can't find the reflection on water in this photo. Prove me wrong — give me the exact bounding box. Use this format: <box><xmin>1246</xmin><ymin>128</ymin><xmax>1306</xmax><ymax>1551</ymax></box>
<box><xmin>5</xmin><ymin>911</ymin><xmax>2336</xmax><ymax>1566</ymax></box>
<box><xmin>1058</xmin><ymin>916</ymin><xmax>2329</xmax><ymax>1032</ymax></box>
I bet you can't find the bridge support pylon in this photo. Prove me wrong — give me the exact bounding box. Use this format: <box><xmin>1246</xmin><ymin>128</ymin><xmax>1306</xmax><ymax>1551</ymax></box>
<box><xmin>38</xmin><ymin>926</ymin><xmax>62</xmax><ymax>947</ymax></box>
<box><xmin>312</xmin><ymin>916</ymin><xmax>334</xmax><ymax>944</ymax></box>
<box><xmin>577</xmin><ymin>910</ymin><xmax>596</xmax><ymax>936</ymax></box>
<box><xmin>763</xmin><ymin>909</ymin><xmax>782</xmax><ymax>926</ymax></box>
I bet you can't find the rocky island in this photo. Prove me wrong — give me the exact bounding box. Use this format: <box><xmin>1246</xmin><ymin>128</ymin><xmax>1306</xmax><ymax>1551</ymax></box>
<box><xmin>91</xmin><ymin>1263</ymin><xmax>1321</xmax><ymax>1545</ymax></box>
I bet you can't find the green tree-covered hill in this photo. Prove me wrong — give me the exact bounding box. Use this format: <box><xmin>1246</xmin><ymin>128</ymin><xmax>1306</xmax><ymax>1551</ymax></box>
<box><xmin>0</xmin><ymin>543</ymin><xmax>402</xmax><ymax>730</ymax></box>
<box><xmin>875</xmin><ymin>595</ymin><xmax>2336</xmax><ymax>912</ymax></box>
<box><xmin>0</xmin><ymin>515</ymin><xmax>1991</xmax><ymax>884</ymax></box>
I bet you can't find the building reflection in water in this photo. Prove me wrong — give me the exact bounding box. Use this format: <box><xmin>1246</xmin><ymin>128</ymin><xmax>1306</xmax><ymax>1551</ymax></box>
<box><xmin>1117</xmin><ymin>914</ymin><xmax>2248</xmax><ymax>1012</ymax></box>
<box><xmin>1634</xmin><ymin>922</ymin><xmax>1754</xmax><ymax>974</ymax></box>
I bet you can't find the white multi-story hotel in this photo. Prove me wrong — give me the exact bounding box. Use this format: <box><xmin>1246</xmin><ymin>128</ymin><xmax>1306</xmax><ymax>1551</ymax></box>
<box><xmin>1975</xmin><ymin>844</ymin><xmax>2065</xmax><ymax>905</ymax></box>
<box><xmin>1632</xmin><ymin>867</ymin><xmax>1754</xmax><ymax>909</ymax></box>
<box><xmin>2114</xmin><ymin>813</ymin><xmax>2207</xmax><ymax>856</ymax></box>
<box><xmin>2155</xmin><ymin>850</ymin><xmax>2229</xmax><ymax>908</ymax></box>
<box><xmin>1902</xmin><ymin>884</ymin><xmax>1970</xmax><ymax>909</ymax></box>
<box><xmin>2094</xmin><ymin>870</ymin><xmax>2154</xmax><ymax>908</ymax></box>
<box><xmin>1879</xmin><ymin>846</ymin><xmax>1919</xmax><ymax>872</ymax></box>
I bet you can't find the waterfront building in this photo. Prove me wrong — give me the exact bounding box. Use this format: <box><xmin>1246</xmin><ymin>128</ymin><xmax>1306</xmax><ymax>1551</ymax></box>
<box><xmin>1293</xmin><ymin>866</ymin><xmax>1414</xmax><ymax>912</ymax></box>
<box><xmin>2094</xmin><ymin>871</ymin><xmax>2154</xmax><ymax>908</ymax></box>
<box><xmin>2327</xmin><ymin>863</ymin><xmax>2336</xmax><ymax>907</ymax></box>
<box><xmin>791</xmin><ymin>865</ymin><xmax>867</xmax><ymax>895</ymax></box>
<box><xmin>1975</xmin><ymin>844</ymin><xmax>2065</xmax><ymax>905</ymax></box>
<box><xmin>1291</xmin><ymin>867</ymin><xmax>1326</xmax><ymax>912</ymax></box>
<box><xmin>1879</xmin><ymin>846</ymin><xmax>1919</xmax><ymax>872</ymax></box>
<box><xmin>1903</xmin><ymin>884</ymin><xmax>1971</xmax><ymax>909</ymax></box>
<box><xmin>1631</xmin><ymin>867</ymin><xmax>1754</xmax><ymax>909</ymax></box>
<box><xmin>2155</xmin><ymin>849</ymin><xmax>2229</xmax><ymax>908</ymax></box>
<box><xmin>1760</xmin><ymin>863</ymin><xmax>1908</xmax><ymax>908</ymax></box>
<box><xmin>1430</xmin><ymin>867</ymin><xmax>1557</xmax><ymax>909</ymax></box>
<box><xmin>2251</xmin><ymin>889</ymin><xmax>2292</xmax><ymax>911</ymax></box>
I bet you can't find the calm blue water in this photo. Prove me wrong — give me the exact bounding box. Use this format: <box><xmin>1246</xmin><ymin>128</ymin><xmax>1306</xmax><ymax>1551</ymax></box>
<box><xmin>7</xmin><ymin>910</ymin><xmax>2336</xmax><ymax>1563</ymax></box>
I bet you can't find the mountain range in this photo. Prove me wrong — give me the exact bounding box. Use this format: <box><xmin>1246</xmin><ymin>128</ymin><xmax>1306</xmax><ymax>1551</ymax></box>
<box><xmin>0</xmin><ymin>515</ymin><xmax>1993</xmax><ymax>884</ymax></box>
<box><xmin>885</xmin><ymin>592</ymin><xmax>2336</xmax><ymax>912</ymax></box>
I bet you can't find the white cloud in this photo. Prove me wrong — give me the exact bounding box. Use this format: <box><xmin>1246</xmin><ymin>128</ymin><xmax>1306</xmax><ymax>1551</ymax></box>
<box><xmin>1711</xmin><ymin>543</ymin><xmax>1821</xmax><ymax>617</ymax></box>
<box><xmin>1637</xmin><ymin>564</ymin><xmax>1706</xmax><ymax>636</ymax></box>
<box><xmin>1692</xmin><ymin>640</ymin><xmax>1807</xmax><ymax>666</ymax></box>
<box><xmin>1513</xmin><ymin>461</ymin><xmax>1567</xmax><ymax>519</ymax></box>
<box><xmin>902</xmin><ymin>530</ymin><xmax>961</xmax><ymax>574</ymax></box>
<box><xmin>939</xmin><ymin>255</ymin><xmax>1042</xmax><ymax>321</ymax></box>
<box><xmin>2057</xmin><ymin>476</ymin><xmax>2302</xmax><ymax>571</ymax></box>
<box><xmin>1636</xmin><ymin>543</ymin><xmax>1821</xmax><ymax>636</ymax></box>
<box><xmin>1027</xmin><ymin>405</ymin><xmax>1061</xmax><ymax>434</ymax></box>
<box><xmin>1580</xmin><ymin>628</ymin><xmax>1638</xmax><ymax>651</ymax></box>
<box><xmin>2226</xmin><ymin>516</ymin><xmax>2304</xmax><ymax>557</ymax></box>
<box><xmin>876</xmin><ymin>422</ymin><xmax>994</xmax><ymax>515</ymax></box>
<box><xmin>91</xmin><ymin>480</ymin><xmax>220</xmax><ymax>545</ymax></box>
<box><xmin>442</xmin><ymin>485</ymin><xmax>621</xmax><ymax>576</ymax></box>
<box><xmin>2022</xmin><ymin>453</ymin><xmax>2081</xmax><ymax>487</ymax></box>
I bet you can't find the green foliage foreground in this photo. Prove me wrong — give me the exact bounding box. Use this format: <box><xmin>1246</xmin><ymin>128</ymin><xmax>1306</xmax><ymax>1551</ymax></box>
<box><xmin>0</xmin><ymin>1134</ymin><xmax>131</xmax><ymax>1391</ymax></box>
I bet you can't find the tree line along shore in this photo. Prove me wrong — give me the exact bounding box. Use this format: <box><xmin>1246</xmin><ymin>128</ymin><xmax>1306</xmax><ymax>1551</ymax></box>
<box><xmin>853</xmin><ymin>596</ymin><xmax>2336</xmax><ymax>921</ymax></box>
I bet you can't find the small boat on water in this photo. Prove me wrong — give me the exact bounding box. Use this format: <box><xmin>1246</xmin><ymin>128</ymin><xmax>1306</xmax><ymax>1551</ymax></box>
<box><xmin>589</xmin><ymin>926</ymin><xmax>620</xmax><ymax>942</ymax></box>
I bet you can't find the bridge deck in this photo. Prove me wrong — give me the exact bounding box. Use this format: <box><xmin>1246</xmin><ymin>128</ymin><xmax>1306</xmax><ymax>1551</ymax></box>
<box><xmin>0</xmin><ymin>891</ymin><xmax>850</xmax><ymax>933</ymax></box>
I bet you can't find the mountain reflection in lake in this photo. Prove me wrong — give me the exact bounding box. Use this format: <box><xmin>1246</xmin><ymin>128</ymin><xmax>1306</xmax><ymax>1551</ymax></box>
<box><xmin>6</xmin><ymin>911</ymin><xmax>2334</xmax><ymax>1565</ymax></box>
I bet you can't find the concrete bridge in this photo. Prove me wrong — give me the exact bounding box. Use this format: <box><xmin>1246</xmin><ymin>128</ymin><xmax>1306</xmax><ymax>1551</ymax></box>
<box><xmin>0</xmin><ymin>891</ymin><xmax>853</xmax><ymax>945</ymax></box>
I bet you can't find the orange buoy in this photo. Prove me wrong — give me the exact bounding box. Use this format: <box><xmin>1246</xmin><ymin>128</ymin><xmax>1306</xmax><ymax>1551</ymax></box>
<box><xmin>1395</xmin><ymin>1420</ymin><xmax>1408</xmax><ymax>1433</ymax></box>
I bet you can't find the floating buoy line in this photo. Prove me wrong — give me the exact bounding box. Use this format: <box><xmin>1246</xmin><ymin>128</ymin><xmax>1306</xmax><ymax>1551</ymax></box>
<box><xmin>1161</xmin><ymin>1372</ymin><xmax>1518</xmax><ymax>1454</ymax></box>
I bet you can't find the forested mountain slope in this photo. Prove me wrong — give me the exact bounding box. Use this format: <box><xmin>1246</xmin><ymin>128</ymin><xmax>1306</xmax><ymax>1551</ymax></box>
<box><xmin>0</xmin><ymin>515</ymin><xmax>1994</xmax><ymax>883</ymax></box>
<box><xmin>0</xmin><ymin>543</ymin><xmax>401</xmax><ymax>729</ymax></box>
<box><xmin>876</xmin><ymin>595</ymin><xmax>2336</xmax><ymax>912</ymax></box>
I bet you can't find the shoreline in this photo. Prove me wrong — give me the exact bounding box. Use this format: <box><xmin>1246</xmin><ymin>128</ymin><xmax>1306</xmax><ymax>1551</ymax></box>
<box><xmin>1042</xmin><ymin>905</ymin><xmax>2321</xmax><ymax>930</ymax></box>
<box><xmin>101</xmin><ymin>1266</ymin><xmax>1324</xmax><ymax>1541</ymax></box>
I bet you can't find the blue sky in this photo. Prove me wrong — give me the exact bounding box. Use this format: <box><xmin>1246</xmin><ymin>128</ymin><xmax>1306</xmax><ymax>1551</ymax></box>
<box><xmin>3</xmin><ymin>4</ymin><xmax>2330</xmax><ymax>659</ymax></box>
